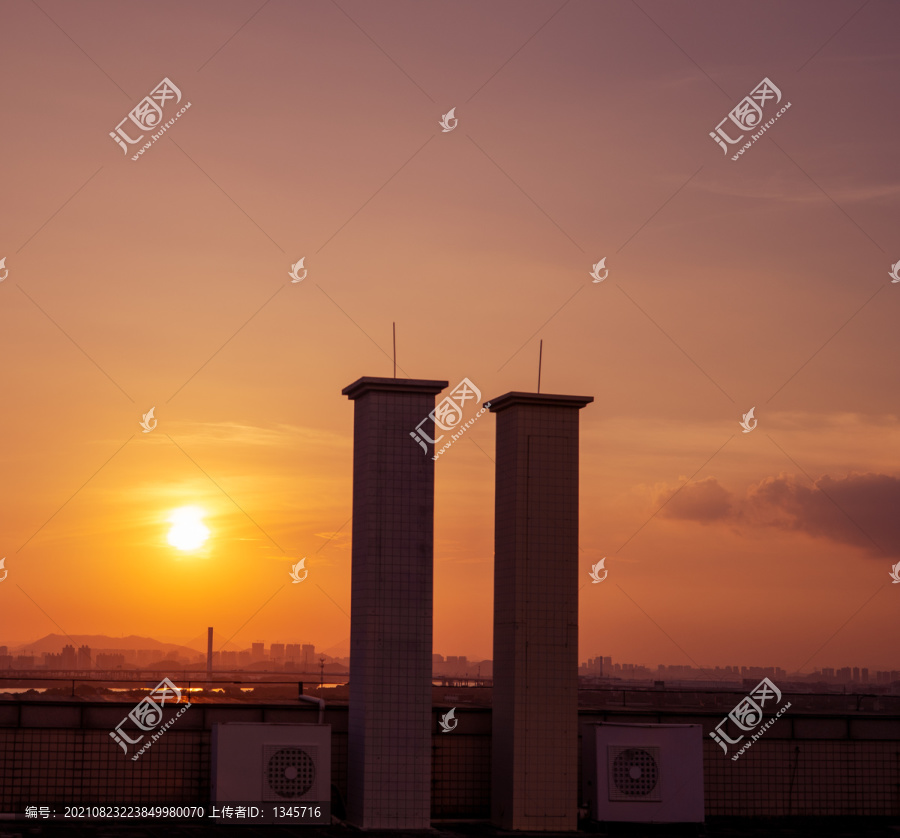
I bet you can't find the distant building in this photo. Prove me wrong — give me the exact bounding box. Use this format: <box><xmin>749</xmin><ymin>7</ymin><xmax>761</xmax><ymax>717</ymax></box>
<box><xmin>61</xmin><ymin>645</ymin><xmax>76</xmax><ymax>669</ymax></box>
<box><xmin>77</xmin><ymin>645</ymin><xmax>91</xmax><ymax>670</ymax></box>
<box><xmin>251</xmin><ymin>642</ymin><xmax>265</xmax><ymax>662</ymax></box>
<box><xmin>270</xmin><ymin>643</ymin><xmax>285</xmax><ymax>661</ymax></box>
<box><xmin>15</xmin><ymin>655</ymin><xmax>36</xmax><ymax>669</ymax></box>
<box><xmin>285</xmin><ymin>644</ymin><xmax>302</xmax><ymax>662</ymax></box>
<box><xmin>95</xmin><ymin>653</ymin><xmax>125</xmax><ymax>669</ymax></box>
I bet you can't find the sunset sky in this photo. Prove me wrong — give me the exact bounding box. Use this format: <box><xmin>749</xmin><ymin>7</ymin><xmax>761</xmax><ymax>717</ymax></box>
<box><xmin>1</xmin><ymin>1</ymin><xmax>899</xmax><ymax>674</ymax></box>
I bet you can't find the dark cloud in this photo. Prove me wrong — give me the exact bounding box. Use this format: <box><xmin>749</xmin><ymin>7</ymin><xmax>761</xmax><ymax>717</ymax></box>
<box><xmin>657</xmin><ymin>472</ymin><xmax>900</xmax><ymax>557</ymax></box>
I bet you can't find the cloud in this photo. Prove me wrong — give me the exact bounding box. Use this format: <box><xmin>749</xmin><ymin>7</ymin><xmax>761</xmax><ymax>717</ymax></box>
<box><xmin>700</xmin><ymin>177</ymin><xmax>900</xmax><ymax>205</ymax></box>
<box><xmin>656</xmin><ymin>471</ymin><xmax>900</xmax><ymax>557</ymax></box>
<box><xmin>746</xmin><ymin>472</ymin><xmax>900</xmax><ymax>557</ymax></box>
<box><xmin>168</xmin><ymin>421</ymin><xmax>345</xmax><ymax>449</ymax></box>
<box><xmin>655</xmin><ymin>476</ymin><xmax>732</xmax><ymax>524</ymax></box>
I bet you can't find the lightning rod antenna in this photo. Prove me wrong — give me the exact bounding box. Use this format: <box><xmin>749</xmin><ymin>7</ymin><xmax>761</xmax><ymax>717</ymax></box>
<box><xmin>537</xmin><ymin>339</ymin><xmax>543</xmax><ymax>394</ymax></box>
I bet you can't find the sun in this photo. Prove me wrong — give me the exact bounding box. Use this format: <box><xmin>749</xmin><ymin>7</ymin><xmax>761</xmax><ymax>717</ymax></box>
<box><xmin>167</xmin><ymin>506</ymin><xmax>210</xmax><ymax>551</ymax></box>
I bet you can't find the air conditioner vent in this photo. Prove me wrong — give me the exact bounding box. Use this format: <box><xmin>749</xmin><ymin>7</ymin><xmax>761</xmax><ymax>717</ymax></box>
<box><xmin>608</xmin><ymin>746</ymin><xmax>660</xmax><ymax>801</ymax></box>
<box><xmin>212</xmin><ymin>723</ymin><xmax>330</xmax><ymax>803</ymax></box>
<box><xmin>263</xmin><ymin>745</ymin><xmax>318</xmax><ymax>800</ymax></box>
<box><xmin>582</xmin><ymin>722</ymin><xmax>704</xmax><ymax>823</ymax></box>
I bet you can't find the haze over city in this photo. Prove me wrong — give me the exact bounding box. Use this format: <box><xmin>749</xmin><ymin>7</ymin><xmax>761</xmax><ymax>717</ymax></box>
<box><xmin>5</xmin><ymin>634</ymin><xmax>899</xmax><ymax>691</ymax></box>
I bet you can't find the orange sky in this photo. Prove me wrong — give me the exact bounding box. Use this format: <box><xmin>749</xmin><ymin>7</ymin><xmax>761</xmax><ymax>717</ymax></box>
<box><xmin>1</xmin><ymin>1</ymin><xmax>899</xmax><ymax>673</ymax></box>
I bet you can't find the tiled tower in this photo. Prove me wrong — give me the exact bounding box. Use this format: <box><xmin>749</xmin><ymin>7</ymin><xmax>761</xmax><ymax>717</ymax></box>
<box><xmin>342</xmin><ymin>376</ymin><xmax>447</xmax><ymax>830</ymax></box>
<box><xmin>488</xmin><ymin>391</ymin><xmax>594</xmax><ymax>831</ymax></box>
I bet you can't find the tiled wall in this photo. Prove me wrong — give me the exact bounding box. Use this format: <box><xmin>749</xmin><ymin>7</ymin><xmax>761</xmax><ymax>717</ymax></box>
<box><xmin>491</xmin><ymin>396</ymin><xmax>588</xmax><ymax>831</ymax></box>
<box><xmin>432</xmin><ymin>734</ymin><xmax>491</xmax><ymax>818</ymax></box>
<box><xmin>344</xmin><ymin>378</ymin><xmax>445</xmax><ymax>829</ymax></box>
<box><xmin>705</xmin><ymin>739</ymin><xmax>900</xmax><ymax>816</ymax></box>
<box><xmin>0</xmin><ymin>728</ymin><xmax>208</xmax><ymax>805</ymax></box>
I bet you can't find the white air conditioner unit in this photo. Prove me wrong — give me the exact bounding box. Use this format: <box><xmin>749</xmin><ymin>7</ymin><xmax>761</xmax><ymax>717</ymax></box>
<box><xmin>211</xmin><ymin>723</ymin><xmax>331</xmax><ymax>802</ymax></box>
<box><xmin>582</xmin><ymin>722</ymin><xmax>703</xmax><ymax>823</ymax></box>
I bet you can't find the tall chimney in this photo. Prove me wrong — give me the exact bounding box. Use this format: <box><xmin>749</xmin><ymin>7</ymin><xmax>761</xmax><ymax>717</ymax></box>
<box><xmin>487</xmin><ymin>391</ymin><xmax>593</xmax><ymax>831</ymax></box>
<box><xmin>207</xmin><ymin>627</ymin><xmax>213</xmax><ymax>679</ymax></box>
<box><xmin>342</xmin><ymin>376</ymin><xmax>447</xmax><ymax>829</ymax></box>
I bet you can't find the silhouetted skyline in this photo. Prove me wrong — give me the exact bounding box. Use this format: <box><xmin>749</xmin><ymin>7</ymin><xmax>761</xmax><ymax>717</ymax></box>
<box><xmin>3</xmin><ymin>636</ymin><xmax>896</xmax><ymax>688</ymax></box>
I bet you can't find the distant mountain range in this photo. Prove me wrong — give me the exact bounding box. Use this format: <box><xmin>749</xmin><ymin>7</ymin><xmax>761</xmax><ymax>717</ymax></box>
<box><xmin>10</xmin><ymin>633</ymin><xmax>354</xmax><ymax>660</ymax></box>
<box><xmin>11</xmin><ymin>634</ymin><xmax>201</xmax><ymax>658</ymax></box>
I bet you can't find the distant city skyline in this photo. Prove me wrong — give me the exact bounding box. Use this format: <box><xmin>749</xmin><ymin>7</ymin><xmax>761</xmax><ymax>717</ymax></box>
<box><xmin>580</xmin><ymin>655</ymin><xmax>900</xmax><ymax>685</ymax></box>
<box><xmin>2</xmin><ymin>636</ymin><xmax>896</xmax><ymax>685</ymax></box>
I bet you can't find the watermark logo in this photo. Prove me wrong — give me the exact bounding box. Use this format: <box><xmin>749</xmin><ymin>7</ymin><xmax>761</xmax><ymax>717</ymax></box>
<box><xmin>588</xmin><ymin>558</ymin><xmax>607</xmax><ymax>583</ymax></box>
<box><xmin>109</xmin><ymin>78</ymin><xmax>192</xmax><ymax>161</ymax></box>
<box><xmin>110</xmin><ymin>677</ymin><xmax>190</xmax><ymax>760</ymax></box>
<box><xmin>140</xmin><ymin>407</ymin><xmax>157</xmax><ymax>433</ymax></box>
<box><xmin>710</xmin><ymin>678</ymin><xmax>790</xmax><ymax>760</ymax></box>
<box><xmin>289</xmin><ymin>258</ymin><xmax>307</xmax><ymax>283</ymax></box>
<box><xmin>590</xmin><ymin>257</ymin><xmax>608</xmax><ymax>283</ymax></box>
<box><xmin>890</xmin><ymin>561</ymin><xmax>900</xmax><ymax>583</ymax></box>
<box><xmin>710</xmin><ymin>78</ymin><xmax>790</xmax><ymax>161</ymax></box>
<box><xmin>290</xmin><ymin>558</ymin><xmax>308</xmax><ymax>583</ymax></box>
<box><xmin>0</xmin><ymin>257</ymin><xmax>7</xmax><ymax>281</ymax></box>
<box><xmin>411</xmin><ymin>378</ymin><xmax>484</xmax><ymax>460</ymax></box>
<box><xmin>439</xmin><ymin>107</ymin><xmax>458</xmax><ymax>132</ymax></box>
<box><xmin>439</xmin><ymin>708</ymin><xmax>458</xmax><ymax>732</ymax></box>
<box><xmin>889</xmin><ymin>262</ymin><xmax>900</xmax><ymax>283</ymax></box>
<box><xmin>740</xmin><ymin>407</ymin><xmax>757</xmax><ymax>433</ymax></box>
<box><xmin>0</xmin><ymin>558</ymin><xmax>6</xmax><ymax>582</ymax></box>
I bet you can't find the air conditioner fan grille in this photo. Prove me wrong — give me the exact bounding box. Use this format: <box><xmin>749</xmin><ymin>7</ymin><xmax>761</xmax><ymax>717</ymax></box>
<box><xmin>262</xmin><ymin>745</ymin><xmax>317</xmax><ymax>800</ymax></box>
<box><xmin>608</xmin><ymin>745</ymin><xmax>661</xmax><ymax>801</ymax></box>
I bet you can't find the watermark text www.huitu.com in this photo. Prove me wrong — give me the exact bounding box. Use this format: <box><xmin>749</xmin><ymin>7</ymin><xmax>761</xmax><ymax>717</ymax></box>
<box><xmin>410</xmin><ymin>377</ymin><xmax>485</xmax><ymax>460</ymax></box>
<box><xmin>109</xmin><ymin>677</ymin><xmax>190</xmax><ymax>761</ymax></box>
<box><xmin>108</xmin><ymin>77</ymin><xmax>192</xmax><ymax>161</ymax></box>
<box><xmin>709</xmin><ymin>77</ymin><xmax>791</xmax><ymax>161</ymax></box>
<box><xmin>709</xmin><ymin>677</ymin><xmax>790</xmax><ymax>761</ymax></box>
<box><xmin>729</xmin><ymin>700</ymin><xmax>791</xmax><ymax>761</ymax></box>
<box><xmin>728</xmin><ymin>102</ymin><xmax>791</xmax><ymax>161</ymax></box>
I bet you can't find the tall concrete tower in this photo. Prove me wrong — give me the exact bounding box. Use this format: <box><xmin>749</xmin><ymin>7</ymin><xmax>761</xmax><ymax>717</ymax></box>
<box><xmin>488</xmin><ymin>391</ymin><xmax>593</xmax><ymax>831</ymax></box>
<box><xmin>342</xmin><ymin>376</ymin><xmax>447</xmax><ymax>830</ymax></box>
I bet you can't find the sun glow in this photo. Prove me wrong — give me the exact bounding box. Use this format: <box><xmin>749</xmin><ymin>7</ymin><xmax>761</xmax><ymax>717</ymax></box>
<box><xmin>167</xmin><ymin>506</ymin><xmax>210</xmax><ymax>551</ymax></box>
